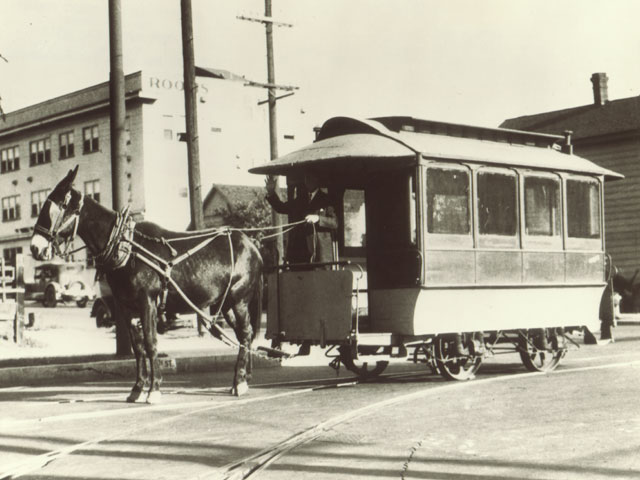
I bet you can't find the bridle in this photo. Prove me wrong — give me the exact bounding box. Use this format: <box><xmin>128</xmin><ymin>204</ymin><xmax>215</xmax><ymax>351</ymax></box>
<box><xmin>33</xmin><ymin>191</ymin><xmax>84</xmax><ymax>258</ymax></box>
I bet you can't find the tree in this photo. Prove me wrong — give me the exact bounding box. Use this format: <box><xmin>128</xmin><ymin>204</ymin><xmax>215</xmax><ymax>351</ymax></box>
<box><xmin>214</xmin><ymin>192</ymin><xmax>279</xmax><ymax>270</ymax></box>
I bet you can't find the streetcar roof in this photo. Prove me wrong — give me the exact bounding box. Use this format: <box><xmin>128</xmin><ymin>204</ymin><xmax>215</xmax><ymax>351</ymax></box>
<box><xmin>249</xmin><ymin>116</ymin><xmax>623</xmax><ymax>180</ymax></box>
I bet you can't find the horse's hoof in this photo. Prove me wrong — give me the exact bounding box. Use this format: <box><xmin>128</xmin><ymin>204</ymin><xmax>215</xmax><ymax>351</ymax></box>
<box><xmin>233</xmin><ymin>381</ymin><xmax>249</xmax><ymax>397</ymax></box>
<box><xmin>145</xmin><ymin>391</ymin><xmax>162</xmax><ymax>404</ymax></box>
<box><xmin>126</xmin><ymin>391</ymin><xmax>142</xmax><ymax>403</ymax></box>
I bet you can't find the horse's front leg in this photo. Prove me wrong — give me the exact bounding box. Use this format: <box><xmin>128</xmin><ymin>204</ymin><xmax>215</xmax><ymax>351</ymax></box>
<box><xmin>140</xmin><ymin>294</ymin><xmax>162</xmax><ymax>404</ymax></box>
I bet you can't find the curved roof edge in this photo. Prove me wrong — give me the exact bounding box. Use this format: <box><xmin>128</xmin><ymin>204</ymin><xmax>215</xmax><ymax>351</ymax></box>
<box><xmin>249</xmin><ymin>116</ymin><xmax>623</xmax><ymax>180</ymax></box>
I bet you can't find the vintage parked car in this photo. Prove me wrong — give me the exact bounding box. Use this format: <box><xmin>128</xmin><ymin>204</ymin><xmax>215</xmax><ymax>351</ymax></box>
<box><xmin>26</xmin><ymin>262</ymin><xmax>96</xmax><ymax>308</ymax></box>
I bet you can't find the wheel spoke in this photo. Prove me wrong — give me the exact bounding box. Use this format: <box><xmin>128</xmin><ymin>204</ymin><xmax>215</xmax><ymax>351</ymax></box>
<box><xmin>434</xmin><ymin>334</ymin><xmax>482</xmax><ymax>381</ymax></box>
<box><xmin>519</xmin><ymin>329</ymin><xmax>564</xmax><ymax>372</ymax></box>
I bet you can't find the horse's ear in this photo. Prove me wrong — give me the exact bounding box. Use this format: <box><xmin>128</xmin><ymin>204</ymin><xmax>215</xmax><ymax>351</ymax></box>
<box><xmin>68</xmin><ymin>165</ymin><xmax>79</xmax><ymax>183</ymax></box>
<box><xmin>61</xmin><ymin>165</ymin><xmax>79</xmax><ymax>189</ymax></box>
<box><xmin>52</xmin><ymin>165</ymin><xmax>79</xmax><ymax>198</ymax></box>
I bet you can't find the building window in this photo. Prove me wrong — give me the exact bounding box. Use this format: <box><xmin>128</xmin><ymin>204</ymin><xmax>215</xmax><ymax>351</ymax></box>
<box><xmin>84</xmin><ymin>179</ymin><xmax>100</xmax><ymax>203</ymax></box>
<box><xmin>3</xmin><ymin>246</ymin><xmax>22</xmax><ymax>265</ymax></box>
<box><xmin>2</xmin><ymin>195</ymin><xmax>21</xmax><ymax>222</ymax></box>
<box><xmin>567</xmin><ymin>179</ymin><xmax>601</xmax><ymax>239</ymax></box>
<box><xmin>59</xmin><ymin>131</ymin><xmax>75</xmax><ymax>159</ymax></box>
<box><xmin>163</xmin><ymin>129</ymin><xmax>173</xmax><ymax>140</ymax></box>
<box><xmin>426</xmin><ymin>167</ymin><xmax>471</xmax><ymax>235</ymax></box>
<box><xmin>83</xmin><ymin>125</ymin><xmax>99</xmax><ymax>154</ymax></box>
<box><xmin>524</xmin><ymin>176</ymin><xmax>561</xmax><ymax>237</ymax></box>
<box><xmin>31</xmin><ymin>189</ymin><xmax>51</xmax><ymax>217</ymax></box>
<box><xmin>1</xmin><ymin>146</ymin><xmax>20</xmax><ymax>173</ymax></box>
<box><xmin>29</xmin><ymin>138</ymin><xmax>51</xmax><ymax>166</ymax></box>
<box><xmin>477</xmin><ymin>171</ymin><xmax>517</xmax><ymax>236</ymax></box>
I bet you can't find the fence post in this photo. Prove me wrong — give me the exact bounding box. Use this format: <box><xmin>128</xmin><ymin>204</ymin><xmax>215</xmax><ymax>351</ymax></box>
<box><xmin>14</xmin><ymin>254</ymin><xmax>24</xmax><ymax>344</ymax></box>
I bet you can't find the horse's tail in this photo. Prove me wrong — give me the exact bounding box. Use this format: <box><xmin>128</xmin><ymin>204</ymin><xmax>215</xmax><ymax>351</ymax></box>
<box><xmin>249</xmin><ymin>272</ymin><xmax>263</xmax><ymax>341</ymax></box>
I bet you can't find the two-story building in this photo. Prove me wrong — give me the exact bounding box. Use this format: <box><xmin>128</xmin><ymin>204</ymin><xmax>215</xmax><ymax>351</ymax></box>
<box><xmin>0</xmin><ymin>68</ymin><xmax>306</xmax><ymax>280</ymax></box>
<box><xmin>501</xmin><ymin>73</ymin><xmax>640</xmax><ymax>277</ymax></box>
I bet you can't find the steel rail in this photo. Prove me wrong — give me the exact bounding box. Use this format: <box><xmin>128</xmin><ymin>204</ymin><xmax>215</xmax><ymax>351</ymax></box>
<box><xmin>201</xmin><ymin>359</ymin><xmax>640</xmax><ymax>480</ymax></box>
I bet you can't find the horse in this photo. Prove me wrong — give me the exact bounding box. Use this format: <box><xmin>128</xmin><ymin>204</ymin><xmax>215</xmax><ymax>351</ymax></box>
<box><xmin>30</xmin><ymin>166</ymin><xmax>264</xmax><ymax>403</ymax></box>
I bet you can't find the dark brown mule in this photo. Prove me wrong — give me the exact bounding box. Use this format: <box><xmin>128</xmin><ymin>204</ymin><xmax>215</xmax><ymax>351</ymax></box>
<box><xmin>30</xmin><ymin>167</ymin><xmax>263</xmax><ymax>403</ymax></box>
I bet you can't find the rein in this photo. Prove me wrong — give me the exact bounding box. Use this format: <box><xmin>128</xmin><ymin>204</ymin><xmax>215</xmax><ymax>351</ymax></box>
<box><xmin>94</xmin><ymin>213</ymin><xmax>305</xmax><ymax>354</ymax></box>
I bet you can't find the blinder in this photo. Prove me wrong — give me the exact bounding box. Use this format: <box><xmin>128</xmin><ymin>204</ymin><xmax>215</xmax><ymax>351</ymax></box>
<box><xmin>34</xmin><ymin>193</ymin><xmax>84</xmax><ymax>256</ymax></box>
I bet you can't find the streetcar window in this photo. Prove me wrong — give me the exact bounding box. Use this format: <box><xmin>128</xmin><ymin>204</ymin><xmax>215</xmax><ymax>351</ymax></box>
<box><xmin>343</xmin><ymin>189</ymin><xmax>366</xmax><ymax>248</ymax></box>
<box><xmin>477</xmin><ymin>171</ymin><xmax>517</xmax><ymax>236</ymax></box>
<box><xmin>426</xmin><ymin>167</ymin><xmax>470</xmax><ymax>235</ymax></box>
<box><xmin>567</xmin><ymin>179</ymin><xmax>600</xmax><ymax>239</ymax></box>
<box><xmin>524</xmin><ymin>176</ymin><xmax>561</xmax><ymax>237</ymax></box>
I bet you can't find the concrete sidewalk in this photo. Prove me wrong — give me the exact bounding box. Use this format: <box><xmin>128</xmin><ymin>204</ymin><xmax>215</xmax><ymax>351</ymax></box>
<box><xmin>0</xmin><ymin>314</ymin><xmax>281</xmax><ymax>387</ymax></box>
<box><xmin>1</xmin><ymin>301</ymin><xmax>635</xmax><ymax>388</ymax></box>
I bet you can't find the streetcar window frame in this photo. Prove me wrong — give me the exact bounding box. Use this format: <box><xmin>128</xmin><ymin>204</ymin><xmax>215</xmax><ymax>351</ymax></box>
<box><xmin>424</xmin><ymin>163</ymin><xmax>473</xmax><ymax>249</ymax></box>
<box><xmin>564</xmin><ymin>175</ymin><xmax>603</xmax><ymax>250</ymax></box>
<box><xmin>475</xmin><ymin>167</ymin><xmax>519</xmax><ymax>249</ymax></box>
<box><xmin>521</xmin><ymin>172</ymin><xmax>563</xmax><ymax>250</ymax></box>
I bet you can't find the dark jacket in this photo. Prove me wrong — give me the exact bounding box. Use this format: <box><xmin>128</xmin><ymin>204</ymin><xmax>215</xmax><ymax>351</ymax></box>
<box><xmin>266</xmin><ymin>189</ymin><xmax>338</xmax><ymax>264</ymax></box>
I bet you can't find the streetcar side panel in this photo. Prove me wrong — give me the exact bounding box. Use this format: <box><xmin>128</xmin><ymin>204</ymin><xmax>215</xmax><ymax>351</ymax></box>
<box><xmin>369</xmin><ymin>285</ymin><xmax>604</xmax><ymax>336</ymax></box>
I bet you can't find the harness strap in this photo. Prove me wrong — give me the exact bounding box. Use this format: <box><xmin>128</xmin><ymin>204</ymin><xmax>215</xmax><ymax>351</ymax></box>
<box><xmin>94</xmin><ymin>207</ymin><xmax>135</xmax><ymax>272</ymax></box>
<box><xmin>132</xmin><ymin>248</ymin><xmax>240</xmax><ymax>349</ymax></box>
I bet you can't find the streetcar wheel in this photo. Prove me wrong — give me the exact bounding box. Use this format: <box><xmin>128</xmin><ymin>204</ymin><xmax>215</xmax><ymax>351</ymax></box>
<box><xmin>519</xmin><ymin>329</ymin><xmax>565</xmax><ymax>372</ymax></box>
<box><xmin>434</xmin><ymin>334</ymin><xmax>483</xmax><ymax>381</ymax></box>
<box><xmin>339</xmin><ymin>345</ymin><xmax>388</xmax><ymax>380</ymax></box>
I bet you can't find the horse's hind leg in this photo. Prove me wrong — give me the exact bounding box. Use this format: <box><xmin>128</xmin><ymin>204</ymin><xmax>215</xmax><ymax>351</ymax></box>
<box><xmin>229</xmin><ymin>302</ymin><xmax>253</xmax><ymax>396</ymax></box>
<box><xmin>120</xmin><ymin>307</ymin><xmax>148</xmax><ymax>403</ymax></box>
<box><xmin>140</xmin><ymin>294</ymin><xmax>162</xmax><ymax>404</ymax></box>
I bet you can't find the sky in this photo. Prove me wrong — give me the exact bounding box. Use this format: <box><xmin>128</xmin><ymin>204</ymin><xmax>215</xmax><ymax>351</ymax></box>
<box><xmin>1</xmin><ymin>0</ymin><xmax>640</xmax><ymax>146</ymax></box>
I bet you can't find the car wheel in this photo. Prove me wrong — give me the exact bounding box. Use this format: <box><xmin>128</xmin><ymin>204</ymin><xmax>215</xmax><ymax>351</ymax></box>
<box><xmin>95</xmin><ymin>302</ymin><xmax>112</xmax><ymax>328</ymax></box>
<box><xmin>76</xmin><ymin>297</ymin><xmax>89</xmax><ymax>308</ymax></box>
<box><xmin>43</xmin><ymin>285</ymin><xmax>57</xmax><ymax>308</ymax></box>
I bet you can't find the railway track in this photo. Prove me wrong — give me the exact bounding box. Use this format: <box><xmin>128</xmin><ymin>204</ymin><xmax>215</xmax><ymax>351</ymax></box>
<box><xmin>3</xmin><ymin>357</ymin><xmax>639</xmax><ymax>480</ymax></box>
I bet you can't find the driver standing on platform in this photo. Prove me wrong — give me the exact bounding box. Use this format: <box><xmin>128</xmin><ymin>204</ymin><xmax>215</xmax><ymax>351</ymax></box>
<box><xmin>265</xmin><ymin>172</ymin><xmax>338</xmax><ymax>265</ymax></box>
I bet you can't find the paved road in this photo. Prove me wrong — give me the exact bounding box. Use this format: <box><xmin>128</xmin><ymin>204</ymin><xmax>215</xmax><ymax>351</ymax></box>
<box><xmin>1</xmin><ymin>325</ymin><xmax>639</xmax><ymax>480</ymax></box>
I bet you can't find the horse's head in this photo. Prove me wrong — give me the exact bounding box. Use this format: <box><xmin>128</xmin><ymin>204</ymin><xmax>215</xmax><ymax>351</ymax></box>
<box><xmin>30</xmin><ymin>165</ymin><xmax>84</xmax><ymax>261</ymax></box>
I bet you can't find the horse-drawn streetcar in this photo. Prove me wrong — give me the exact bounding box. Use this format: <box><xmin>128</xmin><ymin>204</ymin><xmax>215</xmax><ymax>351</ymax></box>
<box><xmin>250</xmin><ymin>115</ymin><xmax>622</xmax><ymax>381</ymax></box>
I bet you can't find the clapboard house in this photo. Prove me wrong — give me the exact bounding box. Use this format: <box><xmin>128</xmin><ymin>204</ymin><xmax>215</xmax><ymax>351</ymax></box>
<box><xmin>501</xmin><ymin>73</ymin><xmax>640</xmax><ymax>276</ymax></box>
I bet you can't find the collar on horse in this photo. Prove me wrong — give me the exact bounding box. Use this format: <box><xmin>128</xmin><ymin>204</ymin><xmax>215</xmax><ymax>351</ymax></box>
<box><xmin>94</xmin><ymin>206</ymin><xmax>136</xmax><ymax>272</ymax></box>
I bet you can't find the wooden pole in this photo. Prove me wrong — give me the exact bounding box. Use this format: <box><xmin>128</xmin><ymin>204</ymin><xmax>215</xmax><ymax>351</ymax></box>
<box><xmin>181</xmin><ymin>0</ymin><xmax>204</xmax><ymax>231</ymax></box>
<box><xmin>109</xmin><ymin>0</ymin><xmax>132</xmax><ymax>356</ymax></box>
<box><xmin>13</xmin><ymin>254</ymin><xmax>23</xmax><ymax>344</ymax></box>
<box><xmin>265</xmin><ymin>0</ymin><xmax>283</xmax><ymax>264</ymax></box>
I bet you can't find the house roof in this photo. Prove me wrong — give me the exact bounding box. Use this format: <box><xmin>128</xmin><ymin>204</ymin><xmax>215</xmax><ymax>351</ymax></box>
<box><xmin>0</xmin><ymin>71</ymin><xmax>147</xmax><ymax>138</ymax></box>
<box><xmin>202</xmin><ymin>184</ymin><xmax>265</xmax><ymax>210</ymax></box>
<box><xmin>500</xmin><ymin>95</ymin><xmax>640</xmax><ymax>140</ymax></box>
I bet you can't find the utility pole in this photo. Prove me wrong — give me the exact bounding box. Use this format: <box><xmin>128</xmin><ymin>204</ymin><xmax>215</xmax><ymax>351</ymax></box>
<box><xmin>108</xmin><ymin>0</ymin><xmax>132</xmax><ymax>356</ymax></box>
<box><xmin>181</xmin><ymin>0</ymin><xmax>204</xmax><ymax>231</ymax></box>
<box><xmin>238</xmin><ymin>1</ymin><xmax>298</xmax><ymax>264</ymax></box>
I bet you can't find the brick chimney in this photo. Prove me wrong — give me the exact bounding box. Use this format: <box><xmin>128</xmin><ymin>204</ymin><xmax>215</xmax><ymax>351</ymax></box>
<box><xmin>590</xmin><ymin>72</ymin><xmax>609</xmax><ymax>106</ymax></box>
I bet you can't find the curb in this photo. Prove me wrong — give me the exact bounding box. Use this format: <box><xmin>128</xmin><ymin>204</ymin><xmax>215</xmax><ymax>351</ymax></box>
<box><xmin>0</xmin><ymin>352</ymin><xmax>281</xmax><ymax>387</ymax></box>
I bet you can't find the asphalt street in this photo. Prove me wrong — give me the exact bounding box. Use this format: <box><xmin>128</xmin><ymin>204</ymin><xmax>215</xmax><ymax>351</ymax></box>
<box><xmin>1</xmin><ymin>324</ymin><xmax>639</xmax><ymax>480</ymax></box>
